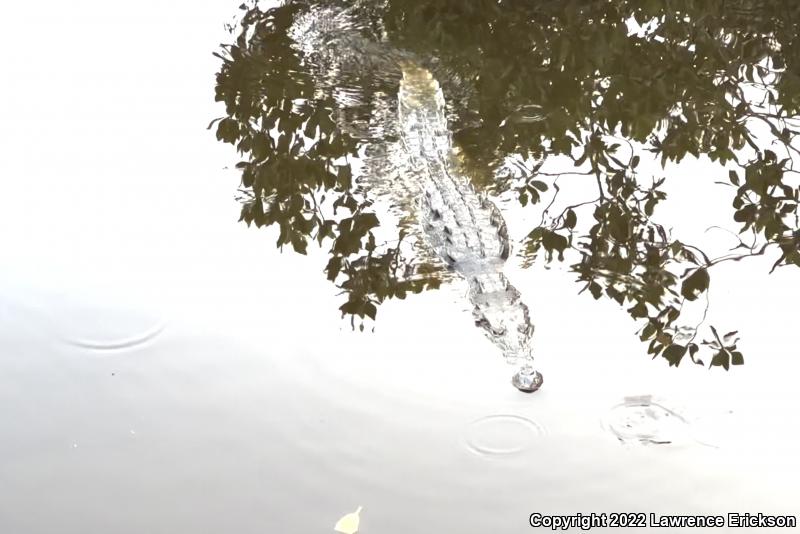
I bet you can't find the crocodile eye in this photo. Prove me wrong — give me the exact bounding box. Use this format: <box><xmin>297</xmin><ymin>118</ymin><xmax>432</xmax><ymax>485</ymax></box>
<box><xmin>491</xmin><ymin>326</ymin><xmax>507</xmax><ymax>336</ymax></box>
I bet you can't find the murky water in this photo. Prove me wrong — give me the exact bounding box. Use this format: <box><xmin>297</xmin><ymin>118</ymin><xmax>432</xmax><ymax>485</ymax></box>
<box><xmin>2</xmin><ymin>1</ymin><xmax>800</xmax><ymax>532</ymax></box>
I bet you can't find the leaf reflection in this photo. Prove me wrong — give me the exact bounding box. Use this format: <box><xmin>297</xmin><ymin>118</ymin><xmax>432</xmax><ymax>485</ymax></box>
<box><xmin>214</xmin><ymin>0</ymin><xmax>800</xmax><ymax>369</ymax></box>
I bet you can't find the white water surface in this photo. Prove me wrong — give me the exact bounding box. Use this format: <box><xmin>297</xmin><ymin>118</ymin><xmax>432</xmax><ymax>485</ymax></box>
<box><xmin>1</xmin><ymin>2</ymin><xmax>799</xmax><ymax>533</ymax></box>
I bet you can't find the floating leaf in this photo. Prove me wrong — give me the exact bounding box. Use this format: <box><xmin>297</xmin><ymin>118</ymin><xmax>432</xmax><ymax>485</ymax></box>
<box><xmin>334</xmin><ymin>506</ymin><xmax>363</xmax><ymax>534</ymax></box>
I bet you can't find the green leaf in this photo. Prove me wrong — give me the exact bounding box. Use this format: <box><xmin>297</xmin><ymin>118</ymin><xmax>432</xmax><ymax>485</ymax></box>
<box><xmin>527</xmin><ymin>227</ymin><xmax>545</xmax><ymax>241</ymax></box>
<box><xmin>710</xmin><ymin>350</ymin><xmax>731</xmax><ymax>370</ymax></box>
<box><xmin>588</xmin><ymin>281</ymin><xmax>602</xmax><ymax>299</ymax></box>
<box><xmin>353</xmin><ymin>212</ymin><xmax>380</xmax><ymax>235</ymax></box>
<box><xmin>541</xmin><ymin>230</ymin><xmax>569</xmax><ymax>260</ymax></box>
<box><xmin>687</xmin><ymin>343</ymin><xmax>702</xmax><ymax>365</ymax></box>
<box><xmin>608</xmin><ymin>210</ymin><xmax>629</xmax><ymax>241</ymax></box>
<box><xmin>215</xmin><ymin>118</ymin><xmax>239</xmax><ymax>144</ymax></box>
<box><xmin>627</xmin><ymin>301</ymin><xmax>648</xmax><ymax>319</ymax></box>
<box><xmin>325</xmin><ymin>255</ymin><xmax>342</xmax><ymax>281</ymax></box>
<box><xmin>530</xmin><ymin>180</ymin><xmax>549</xmax><ymax>192</ymax></box>
<box><xmin>640</xmin><ymin>322</ymin><xmax>657</xmax><ymax>341</ymax></box>
<box><xmin>663</xmin><ymin>344</ymin><xmax>687</xmax><ymax>367</ymax></box>
<box><xmin>606</xmin><ymin>286</ymin><xmax>624</xmax><ymax>305</ymax></box>
<box><xmin>290</xmin><ymin>232</ymin><xmax>308</xmax><ymax>254</ymax></box>
<box><xmin>680</xmin><ymin>268</ymin><xmax>709</xmax><ymax>301</ymax></box>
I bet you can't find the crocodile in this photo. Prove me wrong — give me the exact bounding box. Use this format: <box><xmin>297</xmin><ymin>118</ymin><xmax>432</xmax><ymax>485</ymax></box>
<box><xmin>289</xmin><ymin>3</ymin><xmax>543</xmax><ymax>390</ymax></box>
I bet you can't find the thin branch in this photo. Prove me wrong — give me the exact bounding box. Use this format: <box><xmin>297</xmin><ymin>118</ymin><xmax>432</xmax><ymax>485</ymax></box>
<box><xmin>705</xmin><ymin>242</ymin><xmax>772</xmax><ymax>268</ymax></box>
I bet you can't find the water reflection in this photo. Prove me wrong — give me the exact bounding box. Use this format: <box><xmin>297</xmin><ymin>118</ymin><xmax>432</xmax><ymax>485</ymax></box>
<box><xmin>214</xmin><ymin>0</ymin><xmax>800</xmax><ymax>370</ymax></box>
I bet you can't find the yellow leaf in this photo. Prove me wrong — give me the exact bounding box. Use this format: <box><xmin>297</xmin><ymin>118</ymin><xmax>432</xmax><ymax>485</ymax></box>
<box><xmin>333</xmin><ymin>506</ymin><xmax>362</xmax><ymax>534</ymax></box>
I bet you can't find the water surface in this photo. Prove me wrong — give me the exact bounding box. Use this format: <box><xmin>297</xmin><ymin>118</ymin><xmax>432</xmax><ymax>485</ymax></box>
<box><xmin>2</xmin><ymin>1</ymin><xmax>800</xmax><ymax>532</ymax></box>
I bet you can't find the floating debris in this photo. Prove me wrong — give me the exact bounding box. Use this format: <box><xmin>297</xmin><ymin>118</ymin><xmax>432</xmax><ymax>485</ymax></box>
<box><xmin>334</xmin><ymin>505</ymin><xmax>362</xmax><ymax>534</ymax></box>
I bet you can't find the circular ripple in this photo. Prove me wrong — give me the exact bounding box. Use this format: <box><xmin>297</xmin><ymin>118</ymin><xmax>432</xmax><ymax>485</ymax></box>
<box><xmin>690</xmin><ymin>410</ymin><xmax>738</xmax><ymax>449</ymax></box>
<box><xmin>464</xmin><ymin>414</ymin><xmax>545</xmax><ymax>456</ymax></box>
<box><xmin>51</xmin><ymin>305</ymin><xmax>165</xmax><ymax>352</ymax></box>
<box><xmin>601</xmin><ymin>399</ymin><xmax>691</xmax><ymax>446</ymax></box>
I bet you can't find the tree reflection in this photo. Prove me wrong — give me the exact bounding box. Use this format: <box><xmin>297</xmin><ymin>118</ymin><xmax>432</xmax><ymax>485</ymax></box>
<box><xmin>214</xmin><ymin>0</ymin><xmax>800</xmax><ymax>367</ymax></box>
<box><xmin>212</xmin><ymin>4</ymin><xmax>440</xmax><ymax>326</ymax></box>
